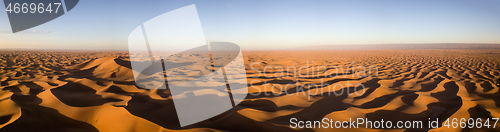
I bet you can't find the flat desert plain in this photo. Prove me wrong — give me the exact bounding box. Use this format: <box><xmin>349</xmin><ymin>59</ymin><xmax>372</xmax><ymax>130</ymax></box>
<box><xmin>0</xmin><ymin>49</ymin><xmax>499</xmax><ymax>131</ymax></box>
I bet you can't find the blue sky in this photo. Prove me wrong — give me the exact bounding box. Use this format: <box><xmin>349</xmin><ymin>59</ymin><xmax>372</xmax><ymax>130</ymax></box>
<box><xmin>1</xmin><ymin>0</ymin><xmax>500</xmax><ymax>50</ymax></box>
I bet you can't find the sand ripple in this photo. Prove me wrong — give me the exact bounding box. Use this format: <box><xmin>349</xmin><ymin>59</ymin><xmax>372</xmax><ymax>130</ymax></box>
<box><xmin>1</xmin><ymin>50</ymin><xmax>499</xmax><ymax>131</ymax></box>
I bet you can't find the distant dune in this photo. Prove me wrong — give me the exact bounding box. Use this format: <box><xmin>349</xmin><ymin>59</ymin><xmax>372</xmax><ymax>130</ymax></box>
<box><xmin>292</xmin><ymin>43</ymin><xmax>500</xmax><ymax>50</ymax></box>
<box><xmin>1</xmin><ymin>50</ymin><xmax>499</xmax><ymax>131</ymax></box>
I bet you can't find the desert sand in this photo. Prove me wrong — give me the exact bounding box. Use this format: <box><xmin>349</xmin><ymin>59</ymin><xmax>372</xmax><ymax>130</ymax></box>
<box><xmin>0</xmin><ymin>49</ymin><xmax>499</xmax><ymax>131</ymax></box>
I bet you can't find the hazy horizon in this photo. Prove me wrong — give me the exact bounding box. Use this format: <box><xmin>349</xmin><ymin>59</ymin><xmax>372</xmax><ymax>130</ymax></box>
<box><xmin>2</xmin><ymin>43</ymin><xmax>500</xmax><ymax>51</ymax></box>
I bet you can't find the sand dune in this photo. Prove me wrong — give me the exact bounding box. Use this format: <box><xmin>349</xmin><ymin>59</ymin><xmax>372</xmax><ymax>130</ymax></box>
<box><xmin>1</xmin><ymin>49</ymin><xmax>500</xmax><ymax>131</ymax></box>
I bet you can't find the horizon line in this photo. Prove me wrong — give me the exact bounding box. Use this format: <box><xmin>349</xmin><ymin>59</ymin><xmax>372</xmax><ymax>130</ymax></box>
<box><xmin>2</xmin><ymin>43</ymin><xmax>500</xmax><ymax>51</ymax></box>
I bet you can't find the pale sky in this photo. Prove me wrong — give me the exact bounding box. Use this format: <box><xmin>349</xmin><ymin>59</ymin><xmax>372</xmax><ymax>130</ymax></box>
<box><xmin>1</xmin><ymin>0</ymin><xmax>500</xmax><ymax>50</ymax></box>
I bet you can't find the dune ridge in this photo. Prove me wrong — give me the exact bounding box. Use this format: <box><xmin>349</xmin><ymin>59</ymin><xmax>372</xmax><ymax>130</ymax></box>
<box><xmin>0</xmin><ymin>49</ymin><xmax>499</xmax><ymax>131</ymax></box>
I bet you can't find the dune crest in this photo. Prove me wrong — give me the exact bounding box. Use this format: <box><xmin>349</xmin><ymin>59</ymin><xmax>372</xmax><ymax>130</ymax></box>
<box><xmin>1</xmin><ymin>50</ymin><xmax>500</xmax><ymax>131</ymax></box>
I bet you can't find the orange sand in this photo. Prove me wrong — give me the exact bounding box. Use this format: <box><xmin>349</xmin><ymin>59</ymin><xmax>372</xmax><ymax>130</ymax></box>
<box><xmin>0</xmin><ymin>49</ymin><xmax>499</xmax><ymax>131</ymax></box>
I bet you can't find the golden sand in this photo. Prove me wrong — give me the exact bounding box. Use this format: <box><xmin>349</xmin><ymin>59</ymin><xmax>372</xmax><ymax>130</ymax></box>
<box><xmin>0</xmin><ymin>50</ymin><xmax>499</xmax><ymax>131</ymax></box>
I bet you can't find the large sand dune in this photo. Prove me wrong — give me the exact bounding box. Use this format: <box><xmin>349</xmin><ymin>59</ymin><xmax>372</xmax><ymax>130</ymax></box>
<box><xmin>0</xmin><ymin>49</ymin><xmax>499</xmax><ymax>131</ymax></box>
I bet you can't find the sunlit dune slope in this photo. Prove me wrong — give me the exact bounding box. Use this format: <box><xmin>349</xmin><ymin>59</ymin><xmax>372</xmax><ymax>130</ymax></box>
<box><xmin>0</xmin><ymin>49</ymin><xmax>499</xmax><ymax>132</ymax></box>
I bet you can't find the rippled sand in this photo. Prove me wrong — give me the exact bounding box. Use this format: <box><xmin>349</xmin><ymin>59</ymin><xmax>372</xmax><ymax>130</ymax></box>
<box><xmin>0</xmin><ymin>50</ymin><xmax>499</xmax><ymax>131</ymax></box>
